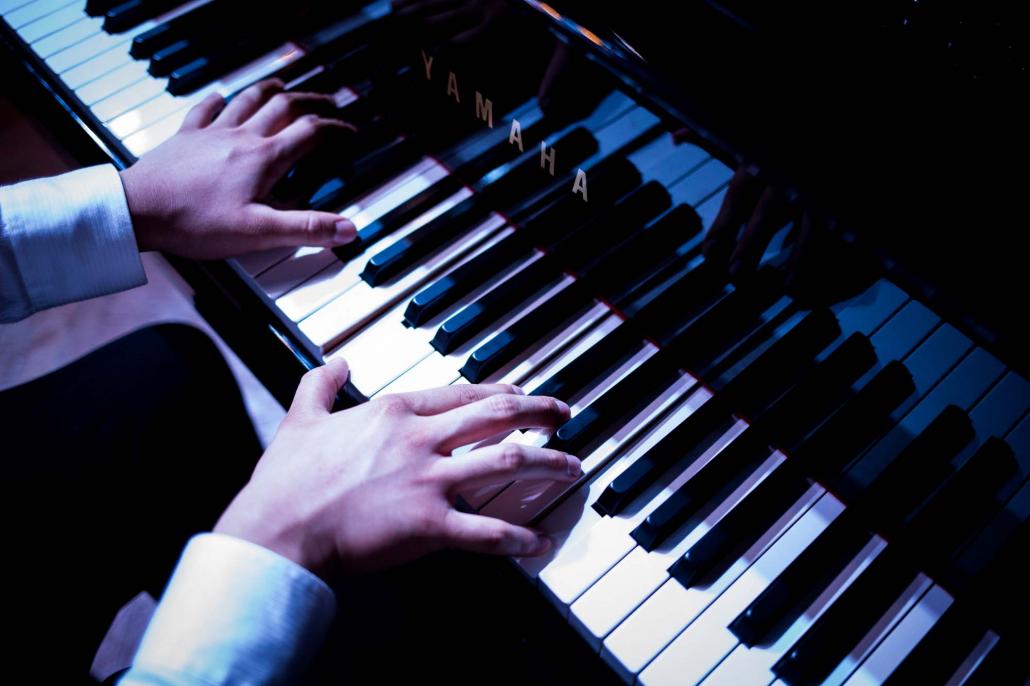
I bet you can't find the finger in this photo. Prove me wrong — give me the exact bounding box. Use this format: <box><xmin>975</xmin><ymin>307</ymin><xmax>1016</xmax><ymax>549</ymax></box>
<box><xmin>244</xmin><ymin>204</ymin><xmax>356</xmax><ymax>250</ymax></box>
<box><xmin>441</xmin><ymin>510</ymin><xmax>552</xmax><ymax>556</ymax></box>
<box><xmin>383</xmin><ymin>383</ymin><xmax>523</xmax><ymax>416</ymax></box>
<box><xmin>180</xmin><ymin>93</ymin><xmax>224</xmax><ymax>130</ymax></box>
<box><xmin>245</xmin><ymin>91</ymin><xmax>341</xmax><ymax>137</ymax></box>
<box><xmin>726</xmin><ymin>186</ymin><xmax>794</xmax><ymax>280</ymax></box>
<box><xmin>702</xmin><ymin>165</ymin><xmax>764</xmax><ymax>270</ymax></box>
<box><xmin>288</xmin><ymin>357</ymin><xmax>350</xmax><ymax>419</ymax></box>
<box><xmin>268</xmin><ymin>115</ymin><xmax>356</xmax><ymax>179</ymax></box>
<box><xmin>433</xmin><ymin>443</ymin><xmax>581</xmax><ymax>494</ymax></box>
<box><xmin>215</xmin><ymin>78</ymin><xmax>284</xmax><ymax>127</ymax></box>
<box><xmin>429</xmin><ymin>394</ymin><xmax>570</xmax><ymax>454</ymax></box>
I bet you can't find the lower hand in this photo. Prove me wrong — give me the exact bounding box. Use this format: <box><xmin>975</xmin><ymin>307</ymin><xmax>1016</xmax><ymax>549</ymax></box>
<box><xmin>120</xmin><ymin>79</ymin><xmax>357</xmax><ymax>259</ymax></box>
<box><xmin>214</xmin><ymin>359</ymin><xmax>580</xmax><ymax>579</ymax></box>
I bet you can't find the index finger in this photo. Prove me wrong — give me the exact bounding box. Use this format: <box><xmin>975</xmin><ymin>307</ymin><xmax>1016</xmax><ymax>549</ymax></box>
<box><xmin>429</xmin><ymin>393</ymin><xmax>571</xmax><ymax>454</ymax></box>
<box><xmin>384</xmin><ymin>383</ymin><xmax>524</xmax><ymax>416</ymax></box>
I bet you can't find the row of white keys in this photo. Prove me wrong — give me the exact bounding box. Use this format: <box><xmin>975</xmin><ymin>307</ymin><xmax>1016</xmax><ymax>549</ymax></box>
<box><xmin>637</xmin><ymin>501</ymin><xmax>889</xmax><ymax>686</ymax></box>
<box><xmin>300</xmin><ymin>205</ymin><xmax>503</xmax><ymax>352</ymax></box>
<box><xmin>17</xmin><ymin>2</ymin><xmax>87</xmax><ymax>44</ymax></box>
<box><xmin>329</xmin><ymin>248</ymin><xmax>541</xmax><ymax>395</ymax></box>
<box><xmin>265</xmin><ymin>161</ymin><xmax>453</xmax><ymax>309</ymax></box>
<box><xmin>0</xmin><ymin>0</ymin><xmax>39</xmax><ymax>16</ymax></box>
<box><xmin>121</xmin><ymin>41</ymin><xmax>306</xmax><ymax>156</ymax></box>
<box><xmin>367</xmin><ymin>273</ymin><xmax>586</xmax><ymax>405</ymax></box>
<box><xmin>4</xmin><ymin>0</ymin><xmax>77</xmax><ymax>29</ymax></box>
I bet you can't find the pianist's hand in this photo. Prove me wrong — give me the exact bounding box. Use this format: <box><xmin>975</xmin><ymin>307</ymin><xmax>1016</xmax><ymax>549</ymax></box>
<box><xmin>119</xmin><ymin>79</ymin><xmax>357</xmax><ymax>260</ymax></box>
<box><xmin>214</xmin><ymin>358</ymin><xmax>581</xmax><ymax>579</ymax></box>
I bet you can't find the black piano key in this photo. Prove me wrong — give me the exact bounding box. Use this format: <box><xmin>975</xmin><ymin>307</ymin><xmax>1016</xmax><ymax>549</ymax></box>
<box><xmin>149</xmin><ymin>38</ymin><xmax>202</xmax><ymax>76</ymax></box>
<box><xmin>309</xmin><ymin>136</ymin><xmax>423</xmax><ymax>212</ymax></box>
<box><xmin>461</xmin><ymin>282</ymin><xmax>590</xmax><ymax>383</ymax></box>
<box><xmin>360</xmin><ymin>129</ymin><xmax>599</xmax><ymax>286</ymax></box>
<box><xmin>668</xmin><ymin>463</ymin><xmax>812</xmax><ymax>588</ymax></box>
<box><xmin>669</xmin><ymin>362</ymin><xmax>913</xmax><ymax>588</ymax></box>
<box><xmin>530</xmin><ymin>323</ymin><xmax>640</xmax><ymax>402</ymax></box>
<box><xmin>104</xmin><ymin>0</ymin><xmax>183</xmax><ymax>33</ymax></box>
<box><xmin>431</xmin><ymin>258</ymin><xmax>559</xmax><ymax>355</ymax></box>
<box><xmin>882</xmin><ymin>604</ymin><xmax>984</xmax><ymax>685</ymax></box>
<box><xmin>87</xmin><ymin>0</ymin><xmax>124</xmax><ymax>17</ymax></box>
<box><xmin>771</xmin><ymin>548</ymin><xmax>915</xmax><ymax>686</ymax></box>
<box><xmin>130</xmin><ymin>0</ymin><xmax>230</xmax><ymax>59</ymax></box>
<box><xmin>729</xmin><ymin>406</ymin><xmax>973</xmax><ymax>647</ymax></box>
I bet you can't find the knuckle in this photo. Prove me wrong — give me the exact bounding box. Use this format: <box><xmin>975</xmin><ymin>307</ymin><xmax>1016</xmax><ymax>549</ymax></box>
<box><xmin>375</xmin><ymin>394</ymin><xmax>411</xmax><ymax>417</ymax></box>
<box><xmin>305</xmin><ymin>213</ymin><xmax>332</xmax><ymax>240</ymax></box>
<box><xmin>457</xmin><ymin>385</ymin><xmax>482</xmax><ymax>406</ymax></box>
<box><xmin>480</xmin><ymin>523</ymin><xmax>508</xmax><ymax>548</ymax></box>
<box><xmin>499</xmin><ymin>444</ymin><xmax>525</xmax><ymax>473</ymax></box>
<box><xmin>486</xmin><ymin>393</ymin><xmax>520</xmax><ymax>419</ymax></box>
<box><xmin>547</xmin><ymin>451</ymin><xmax>568</xmax><ymax>473</ymax></box>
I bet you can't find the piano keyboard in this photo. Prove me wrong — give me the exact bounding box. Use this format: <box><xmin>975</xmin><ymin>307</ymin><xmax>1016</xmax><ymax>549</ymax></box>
<box><xmin>4</xmin><ymin>1</ymin><xmax>1029</xmax><ymax>684</ymax></box>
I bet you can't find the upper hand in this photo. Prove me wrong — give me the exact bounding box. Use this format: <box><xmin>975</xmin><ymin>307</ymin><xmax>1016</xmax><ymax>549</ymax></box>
<box><xmin>214</xmin><ymin>359</ymin><xmax>581</xmax><ymax>579</ymax></box>
<box><xmin>119</xmin><ymin>79</ymin><xmax>357</xmax><ymax>259</ymax></box>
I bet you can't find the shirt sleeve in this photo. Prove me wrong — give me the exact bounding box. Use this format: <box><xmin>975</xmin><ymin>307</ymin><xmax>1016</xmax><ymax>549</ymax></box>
<box><xmin>119</xmin><ymin>533</ymin><xmax>337</xmax><ymax>686</ymax></box>
<box><xmin>0</xmin><ymin>164</ymin><xmax>147</xmax><ymax>323</ymax></box>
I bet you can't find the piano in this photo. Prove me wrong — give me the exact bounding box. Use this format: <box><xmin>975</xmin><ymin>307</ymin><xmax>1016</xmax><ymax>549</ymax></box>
<box><xmin>3</xmin><ymin>0</ymin><xmax>1028</xmax><ymax>684</ymax></box>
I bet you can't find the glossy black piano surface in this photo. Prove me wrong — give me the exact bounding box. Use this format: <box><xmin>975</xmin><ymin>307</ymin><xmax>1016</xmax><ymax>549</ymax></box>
<box><xmin>2</xmin><ymin>1</ymin><xmax>1028</xmax><ymax>683</ymax></box>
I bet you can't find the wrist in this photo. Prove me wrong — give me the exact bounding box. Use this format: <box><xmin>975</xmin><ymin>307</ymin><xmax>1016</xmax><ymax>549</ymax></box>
<box><xmin>118</xmin><ymin>165</ymin><xmax>166</xmax><ymax>253</ymax></box>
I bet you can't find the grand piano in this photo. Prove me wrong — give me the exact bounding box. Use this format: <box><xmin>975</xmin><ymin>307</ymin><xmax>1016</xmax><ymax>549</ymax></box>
<box><xmin>2</xmin><ymin>0</ymin><xmax>1028</xmax><ymax>683</ymax></box>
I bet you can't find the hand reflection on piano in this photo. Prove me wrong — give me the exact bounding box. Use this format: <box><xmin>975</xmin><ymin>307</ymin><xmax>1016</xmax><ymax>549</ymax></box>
<box><xmin>391</xmin><ymin>0</ymin><xmax>508</xmax><ymax>46</ymax></box>
<box><xmin>672</xmin><ymin>128</ymin><xmax>876</xmax><ymax>307</ymax></box>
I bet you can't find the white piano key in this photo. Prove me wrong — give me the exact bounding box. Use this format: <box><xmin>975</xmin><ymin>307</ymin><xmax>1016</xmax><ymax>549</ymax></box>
<box><xmin>517</xmin><ymin>315</ymin><xmax>625</xmax><ymax>397</ymax></box>
<box><xmin>481</xmin><ymin>371</ymin><xmax>701</xmax><ymax>528</ymax></box>
<box><xmin>0</xmin><ymin>0</ymin><xmax>37</xmax><ymax>15</ymax></box>
<box><xmin>7</xmin><ymin>0</ymin><xmax>77</xmax><ymax>30</ymax></box>
<box><xmin>270</xmin><ymin>167</ymin><xmax>456</xmax><ymax>313</ymax></box>
<box><xmin>107</xmin><ymin>91</ymin><xmax>186</xmax><ymax>139</ymax></box>
<box><xmin>33</xmin><ymin>15</ymin><xmax>100</xmax><ymax>58</ymax></box>
<box><xmin>373</xmin><ymin>351</ymin><xmax>463</xmax><ymax>397</ymax></box>
<box><xmin>843</xmin><ymin>584</ymin><xmax>953</xmax><ymax>686</ymax></box>
<box><xmin>232</xmin><ymin>247</ymin><xmax>299</xmax><ymax>278</ymax></box>
<box><xmin>823</xmin><ymin>574</ymin><xmax>934</xmax><ymax>686</ymax></box>
<box><xmin>123</xmin><ymin>106</ymin><xmax>188</xmax><ymax>155</ymax></box>
<box><xmin>46</xmin><ymin>30</ymin><xmax>125</xmax><ymax>73</ymax></box>
<box><xmin>61</xmin><ymin>41</ymin><xmax>128</xmax><ymax>88</ymax></box>
<box><xmin>17</xmin><ymin>1</ymin><xmax>81</xmax><ymax>42</ymax></box>
<box><xmin>92</xmin><ymin>73</ymin><xmax>165</xmax><ymax>121</ymax></box>
<box><xmin>75</xmin><ymin>59</ymin><xmax>149</xmax><ymax>105</ymax></box>
<box><xmin>300</xmin><ymin>211</ymin><xmax>505</xmax><ymax>352</ymax></box>
<box><xmin>639</xmin><ymin>534</ymin><xmax>888</xmax><ymax>686</ymax></box>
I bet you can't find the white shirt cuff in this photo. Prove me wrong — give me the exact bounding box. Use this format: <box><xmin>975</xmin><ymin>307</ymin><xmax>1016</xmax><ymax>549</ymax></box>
<box><xmin>122</xmin><ymin>533</ymin><xmax>337</xmax><ymax>686</ymax></box>
<box><xmin>0</xmin><ymin>164</ymin><xmax>146</xmax><ymax>316</ymax></box>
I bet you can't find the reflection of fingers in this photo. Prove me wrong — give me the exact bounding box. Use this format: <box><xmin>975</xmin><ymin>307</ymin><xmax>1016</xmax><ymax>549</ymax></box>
<box><xmin>442</xmin><ymin>510</ymin><xmax>552</xmax><ymax>556</ymax></box>
<box><xmin>269</xmin><ymin>116</ymin><xmax>355</xmax><ymax>178</ymax></box>
<box><xmin>383</xmin><ymin>383</ymin><xmax>522</xmax><ymax>417</ymax></box>
<box><xmin>434</xmin><ymin>443</ymin><xmax>580</xmax><ymax>493</ymax></box>
<box><xmin>703</xmin><ymin>165</ymin><xmax>764</xmax><ymax>268</ymax></box>
<box><xmin>180</xmin><ymin>93</ymin><xmax>224</xmax><ymax>130</ymax></box>
<box><xmin>216</xmin><ymin>78</ymin><xmax>283</xmax><ymax>127</ymax></box>
<box><xmin>432</xmin><ymin>394</ymin><xmax>570</xmax><ymax>454</ymax></box>
<box><xmin>245</xmin><ymin>204</ymin><xmax>356</xmax><ymax>249</ymax></box>
<box><xmin>289</xmin><ymin>358</ymin><xmax>351</xmax><ymax>418</ymax></box>
<box><xmin>727</xmin><ymin>186</ymin><xmax>794</xmax><ymax>279</ymax></box>
<box><xmin>247</xmin><ymin>92</ymin><xmax>343</xmax><ymax>137</ymax></box>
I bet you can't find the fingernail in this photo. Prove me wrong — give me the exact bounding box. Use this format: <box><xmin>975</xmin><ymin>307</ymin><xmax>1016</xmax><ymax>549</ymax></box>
<box><xmin>555</xmin><ymin>399</ymin><xmax>571</xmax><ymax>416</ymax></box>
<box><xmin>334</xmin><ymin>218</ymin><xmax>356</xmax><ymax>243</ymax></box>
<box><xmin>510</xmin><ymin>384</ymin><xmax>526</xmax><ymax>395</ymax></box>
<box><xmin>565</xmin><ymin>454</ymin><xmax>582</xmax><ymax>478</ymax></box>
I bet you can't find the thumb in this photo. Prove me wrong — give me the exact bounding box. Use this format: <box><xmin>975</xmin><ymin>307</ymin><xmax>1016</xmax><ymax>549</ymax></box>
<box><xmin>247</xmin><ymin>204</ymin><xmax>356</xmax><ymax>249</ymax></box>
<box><xmin>289</xmin><ymin>357</ymin><xmax>351</xmax><ymax>418</ymax></box>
